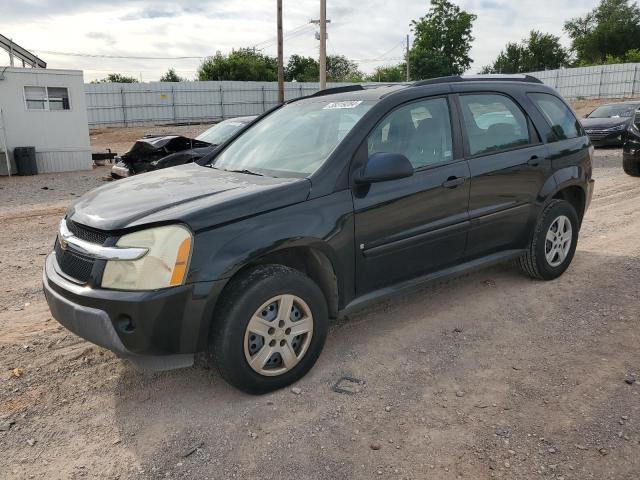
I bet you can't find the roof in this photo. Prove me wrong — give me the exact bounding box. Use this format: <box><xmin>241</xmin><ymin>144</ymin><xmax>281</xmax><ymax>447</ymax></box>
<box><xmin>303</xmin><ymin>74</ymin><xmax>546</xmax><ymax>103</ymax></box>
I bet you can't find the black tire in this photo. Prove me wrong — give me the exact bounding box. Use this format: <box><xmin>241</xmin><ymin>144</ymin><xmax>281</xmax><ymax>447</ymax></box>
<box><xmin>623</xmin><ymin>155</ymin><xmax>640</xmax><ymax>177</ymax></box>
<box><xmin>518</xmin><ymin>199</ymin><xmax>579</xmax><ymax>280</ymax></box>
<box><xmin>209</xmin><ymin>264</ymin><xmax>328</xmax><ymax>394</ymax></box>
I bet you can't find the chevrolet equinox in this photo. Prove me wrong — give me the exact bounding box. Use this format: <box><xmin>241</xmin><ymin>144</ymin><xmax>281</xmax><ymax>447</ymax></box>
<box><xmin>44</xmin><ymin>75</ymin><xmax>594</xmax><ymax>394</ymax></box>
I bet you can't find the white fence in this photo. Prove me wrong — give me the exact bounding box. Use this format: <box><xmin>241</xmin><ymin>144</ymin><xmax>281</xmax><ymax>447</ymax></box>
<box><xmin>85</xmin><ymin>63</ymin><xmax>640</xmax><ymax>128</ymax></box>
<box><xmin>530</xmin><ymin>63</ymin><xmax>640</xmax><ymax>100</ymax></box>
<box><xmin>85</xmin><ymin>81</ymin><xmax>351</xmax><ymax>128</ymax></box>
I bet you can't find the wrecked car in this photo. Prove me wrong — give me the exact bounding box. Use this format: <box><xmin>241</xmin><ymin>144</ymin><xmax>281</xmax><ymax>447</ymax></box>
<box><xmin>110</xmin><ymin>116</ymin><xmax>256</xmax><ymax>178</ymax></box>
<box><xmin>581</xmin><ymin>101</ymin><xmax>640</xmax><ymax>147</ymax></box>
<box><xmin>623</xmin><ymin>108</ymin><xmax>640</xmax><ymax>176</ymax></box>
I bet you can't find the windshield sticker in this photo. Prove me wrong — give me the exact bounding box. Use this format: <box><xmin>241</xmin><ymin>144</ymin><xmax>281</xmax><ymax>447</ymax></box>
<box><xmin>323</xmin><ymin>100</ymin><xmax>363</xmax><ymax>110</ymax></box>
<box><xmin>226</xmin><ymin>122</ymin><xmax>243</xmax><ymax>126</ymax></box>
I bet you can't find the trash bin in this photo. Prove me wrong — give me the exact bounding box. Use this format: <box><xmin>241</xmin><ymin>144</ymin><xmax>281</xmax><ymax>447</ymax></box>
<box><xmin>14</xmin><ymin>147</ymin><xmax>37</xmax><ymax>176</ymax></box>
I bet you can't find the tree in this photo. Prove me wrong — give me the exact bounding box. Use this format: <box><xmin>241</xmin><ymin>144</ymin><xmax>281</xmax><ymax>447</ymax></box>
<box><xmin>94</xmin><ymin>73</ymin><xmax>138</xmax><ymax>83</ymax></box>
<box><xmin>367</xmin><ymin>64</ymin><xmax>406</xmax><ymax>82</ymax></box>
<box><xmin>285</xmin><ymin>55</ymin><xmax>318</xmax><ymax>82</ymax></box>
<box><xmin>197</xmin><ymin>48</ymin><xmax>278</xmax><ymax>81</ymax></box>
<box><xmin>326</xmin><ymin>55</ymin><xmax>364</xmax><ymax>82</ymax></box>
<box><xmin>565</xmin><ymin>0</ymin><xmax>640</xmax><ymax>65</ymax></box>
<box><xmin>160</xmin><ymin>68</ymin><xmax>184</xmax><ymax>82</ymax></box>
<box><xmin>482</xmin><ymin>31</ymin><xmax>569</xmax><ymax>73</ymax></box>
<box><xmin>409</xmin><ymin>0</ymin><xmax>476</xmax><ymax>80</ymax></box>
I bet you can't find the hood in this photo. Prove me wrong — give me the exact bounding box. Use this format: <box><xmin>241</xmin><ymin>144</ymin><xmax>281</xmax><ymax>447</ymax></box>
<box><xmin>581</xmin><ymin>117</ymin><xmax>631</xmax><ymax>129</ymax></box>
<box><xmin>67</xmin><ymin>164</ymin><xmax>311</xmax><ymax>232</ymax></box>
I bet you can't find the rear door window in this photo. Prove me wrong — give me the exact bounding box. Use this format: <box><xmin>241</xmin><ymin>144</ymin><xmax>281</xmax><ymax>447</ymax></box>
<box><xmin>528</xmin><ymin>93</ymin><xmax>582</xmax><ymax>141</ymax></box>
<box><xmin>459</xmin><ymin>94</ymin><xmax>530</xmax><ymax>156</ymax></box>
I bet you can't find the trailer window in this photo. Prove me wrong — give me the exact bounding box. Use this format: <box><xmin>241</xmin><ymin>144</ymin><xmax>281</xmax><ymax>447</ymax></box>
<box><xmin>24</xmin><ymin>86</ymin><xmax>70</xmax><ymax>111</ymax></box>
<box><xmin>24</xmin><ymin>86</ymin><xmax>46</xmax><ymax>110</ymax></box>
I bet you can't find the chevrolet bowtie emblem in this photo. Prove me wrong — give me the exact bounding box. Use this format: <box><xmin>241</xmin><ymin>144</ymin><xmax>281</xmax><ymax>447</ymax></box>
<box><xmin>59</xmin><ymin>235</ymin><xmax>68</xmax><ymax>250</ymax></box>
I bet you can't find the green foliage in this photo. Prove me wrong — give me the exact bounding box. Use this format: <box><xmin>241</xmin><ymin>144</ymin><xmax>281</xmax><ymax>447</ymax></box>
<box><xmin>94</xmin><ymin>73</ymin><xmax>138</xmax><ymax>83</ymax></box>
<box><xmin>160</xmin><ymin>68</ymin><xmax>184</xmax><ymax>82</ymax></box>
<box><xmin>285</xmin><ymin>55</ymin><xmax>319</xmax><ymax>82</ymax></box>
<box><xmin>482</xmin><ymin>30</ymin><xmax>569</xmax><ymax>73</ymax></box>
<box><xmin>367</xmin><ymin>64</ymin><xmax>407</xmax><ymax>82</ymax></box>
<box><xmin>600</xmin><ymin>48</ymin><xmax>640</xmax><ymax>65</ymax></box>
<box><xmin>197</xmin><ymin>48</ymin><xmax>278</xmax><ymax>81</ymax></box>
<box><xmin>624</xmin><ymin>48</ymin><xmax>640</xmax><ymax>62</ymax></box>
<box><xmin>409</xmin><ymin>0</ymin><xmax>476</xmax><ymax>80</ymax></box>
<box><xmin>284</xmin><ymin>54</ymin><xmax>365</xmax><ymax>82</ymax></box>
<box><xmin>564</xmin><ymin>0</ymin><xmax>640</xmax><ymax>65</ymax></box>
<box><xmin>326</xmin><ymin>55</ymin><xmax>365</xmax><ymax>82</ymax></box>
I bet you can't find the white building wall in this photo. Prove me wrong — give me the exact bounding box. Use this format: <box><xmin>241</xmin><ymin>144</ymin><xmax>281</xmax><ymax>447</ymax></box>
<box><xmin>0</xmin><ymin>67</ymin><xmax>92</xmax><ymax>173</ymax></box>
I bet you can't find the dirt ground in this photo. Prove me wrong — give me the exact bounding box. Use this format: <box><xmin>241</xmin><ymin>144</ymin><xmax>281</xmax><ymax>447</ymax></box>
<box><xmin>1</xmin><ymin>145</ymin><xmax>640</xmax><ymax>479</ymax></box>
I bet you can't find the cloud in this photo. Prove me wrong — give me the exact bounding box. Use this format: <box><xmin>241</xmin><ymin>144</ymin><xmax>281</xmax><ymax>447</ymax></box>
<box><xmin>1</xmin><ymin>0</ymin><xmax>599</xmax><ymax>81</ymax></box>
<box><xmin>86</xmin><ymin>32</ymin><xmax>116</xmax><ymax>45</ymax></box>
<box><xmin>119</xmin><ymin>6</ymin><xmax>205</xmax><ymax>21</ymax></box>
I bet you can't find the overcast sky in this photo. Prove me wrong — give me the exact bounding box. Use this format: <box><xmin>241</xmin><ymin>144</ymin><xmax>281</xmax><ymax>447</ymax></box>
<box><xmin>1</xmin><ymin>0</ymin><xmax>598</xmax><ymax>82</ymax></box>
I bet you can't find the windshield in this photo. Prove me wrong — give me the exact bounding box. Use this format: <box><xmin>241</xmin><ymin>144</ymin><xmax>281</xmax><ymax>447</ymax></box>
<box><xmin>211</xmin><ymin>99</ymin><xmax>373</xmax><ymax>177</ymax></box>
<box><xmin>587</xmin><ymin>104</ymin><xmax>638</xmax><ymax>119</ymax></box>
<box><xmin>196</xmin><ymin>119</ymin><xmax>249</xmax><ymax>145</ymax></box>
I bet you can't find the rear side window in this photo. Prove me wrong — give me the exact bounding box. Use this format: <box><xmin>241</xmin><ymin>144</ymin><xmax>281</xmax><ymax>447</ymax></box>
<box><xmin>459</xmin><ymin>94</ymin><xmax>530</xmax><ymax>156</ymax></box>
<box><xmin>368</xmin><ymin>97</ymin><xmax>454</xmax><ymax>169</ymax></box>
<box><xmin>529</xmin><ymin>93</ymin><xmax>581</xmax><ymax>141</ymax></box>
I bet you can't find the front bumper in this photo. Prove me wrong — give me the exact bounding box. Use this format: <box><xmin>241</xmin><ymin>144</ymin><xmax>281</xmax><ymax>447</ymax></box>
<box><xmin>586</xmin><ymin>131</ymin><xmax>625</xmax><ymax>147</ymax></box>
<box><xmin>43</xmin><ymin>253</ymin><xmax>223</xmax><ymax>370</ymax></box>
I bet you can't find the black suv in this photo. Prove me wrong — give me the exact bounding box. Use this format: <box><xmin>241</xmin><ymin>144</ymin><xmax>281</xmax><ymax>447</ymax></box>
<box><xmin>43</xmin><ymin>75</ymin><xmax>594</xmax><ymax>394</ymax></box>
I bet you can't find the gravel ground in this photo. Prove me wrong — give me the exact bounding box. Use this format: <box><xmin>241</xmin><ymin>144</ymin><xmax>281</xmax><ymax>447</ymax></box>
<box><xmin>1</xmin><ymin>148</ymin><xmax>639</xmax><ymax>479</ymax></box>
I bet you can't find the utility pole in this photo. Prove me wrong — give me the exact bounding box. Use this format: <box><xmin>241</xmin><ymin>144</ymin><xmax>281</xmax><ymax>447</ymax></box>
<box><xmin>406</xmin><ymin>34</ymin><xmax>410</xmax><ymax>81</ymax></box>
<box><xmin>319</xmin><ymin>0</ymin><xmax>327</xmax><ymax>89</ymax></box>
<box><xmin>277</xmin><ymin>0</ymin><xmax>284</xmax><ymax>104</ymax></box>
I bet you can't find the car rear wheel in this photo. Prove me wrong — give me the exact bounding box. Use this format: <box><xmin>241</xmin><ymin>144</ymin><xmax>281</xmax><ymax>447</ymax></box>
<box><xmin>623</xmin><ymin>155</ymin><xmax>640</xmax><ymax>177</ymax></box>
<box><xmin>518</xmin><ymin>199</ymin><xmax>579</xmax><ymax>280</ymax></box>
<box><xmin>208</xmin><ymin>264</ymin><xmax>328</xmax><ymax>394</ymax></box>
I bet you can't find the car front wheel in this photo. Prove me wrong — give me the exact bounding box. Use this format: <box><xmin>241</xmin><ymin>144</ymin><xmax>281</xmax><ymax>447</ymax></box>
<box><xmin>209</xmin><ymin>264</ymin><xmax>328</xmax><ymax>394</ymax></box>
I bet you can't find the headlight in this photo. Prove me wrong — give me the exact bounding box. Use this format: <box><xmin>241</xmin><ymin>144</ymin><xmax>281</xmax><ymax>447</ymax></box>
<box><xmin>101</xmin><ymin>225</ymin><xmax>192</xmax><ymax>290</ymax></box>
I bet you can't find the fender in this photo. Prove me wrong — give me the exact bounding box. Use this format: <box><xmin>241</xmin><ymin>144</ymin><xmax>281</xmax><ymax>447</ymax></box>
<box><xmin>538</xmin><ymin>165</ymin><xmax>587</xmax><ymax>205</ymax></box>
<box><xmin>188</xmin><ymin>189</ymin><xmax>356</xmax><ymax>309</ymax></box>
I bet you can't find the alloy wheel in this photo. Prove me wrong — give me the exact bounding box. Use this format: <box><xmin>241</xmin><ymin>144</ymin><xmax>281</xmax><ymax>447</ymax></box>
<box><xmin>243</xmin><ymin>294</ymin><xmax>314</xmax><ymax>376</ymax></box>
<box><xmin>545</xmin><ymin>215</ymin><xmax>572</xmax><ymax>267</ymax></box>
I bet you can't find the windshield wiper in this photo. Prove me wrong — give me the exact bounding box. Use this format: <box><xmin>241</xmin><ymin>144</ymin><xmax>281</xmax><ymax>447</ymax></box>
<box><xmin>226</xmin><ymin>168</ymin><xmax>264</xmax><ymax>176</ymax></box>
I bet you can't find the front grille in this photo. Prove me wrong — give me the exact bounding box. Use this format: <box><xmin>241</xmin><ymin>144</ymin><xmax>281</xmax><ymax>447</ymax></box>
<box><xmin>66</xmin><ymin>219</ymin><xmax>110</xmax><ymax>245</ymax></box>
<box><xmin>55</xmin><ymin>239</ymin><xmax>96</xmax><ymax>283</ymax></box>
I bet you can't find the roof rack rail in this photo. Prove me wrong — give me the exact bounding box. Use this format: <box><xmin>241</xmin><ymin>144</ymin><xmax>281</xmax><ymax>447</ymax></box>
<box><xmin>412</xmin><ymin>74</ymin><xmax>542</xmax><ymax>87</ymax></box>
<box><xmin>311</xmin><ymin>85</ymin><xmax>365</xmax><ymax>97</ymax></box>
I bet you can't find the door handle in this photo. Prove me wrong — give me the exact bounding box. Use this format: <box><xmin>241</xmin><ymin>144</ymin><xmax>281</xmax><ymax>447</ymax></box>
<box><xmin>527</xmin><ymin>155</ymin><xmax>540</xmax><ymax>167</ymax></box>
<box><xmin>442</xmin><ymin>176</ymin><xmax>465</xmax><ymax>189</ymax></box>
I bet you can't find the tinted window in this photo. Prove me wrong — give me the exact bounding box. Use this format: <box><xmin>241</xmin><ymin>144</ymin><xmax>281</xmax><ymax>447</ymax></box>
<box><xmin>368</xmin><ymin>97</ymin><xmax>453</xmax><ymax>169</ymax></box>
<box><xmin>529</xmin><ymin>93</ymin><xmax>581</xmax><ymax>141</ymax></box>
<box><xmin>460</xmin><ymin>94</ymin><xmax>530</xmax><ymax>156</ymax></box>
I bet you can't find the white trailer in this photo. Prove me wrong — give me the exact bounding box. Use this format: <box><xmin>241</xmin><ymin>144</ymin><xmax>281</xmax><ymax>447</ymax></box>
<box><xmin>0</xmin><ymin>67</ymin><xmax>91</xmax><ymax>174</ymax></box>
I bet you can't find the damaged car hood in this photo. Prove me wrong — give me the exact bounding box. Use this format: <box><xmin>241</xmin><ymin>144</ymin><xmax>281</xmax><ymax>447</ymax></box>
<box><xmin>124</xmin><ymin>135</ymin><xmax>211</xmax><ymax>157</ymax></box>
<box><xmin>68</xmin><ymin>164</ymin><xmax>311</xmax><ymax>232</ymax></box>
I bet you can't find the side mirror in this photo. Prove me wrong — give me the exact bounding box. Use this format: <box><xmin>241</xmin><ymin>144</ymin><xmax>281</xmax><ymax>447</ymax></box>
<box><xmin>354</xmin><ymin>152</ymin><xmax>413</xmax><ymax>184</ymax></box>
